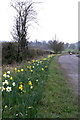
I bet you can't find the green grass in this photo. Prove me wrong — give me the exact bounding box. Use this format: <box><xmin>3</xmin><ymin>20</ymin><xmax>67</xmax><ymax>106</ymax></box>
<box><xmin>37</xmin><ymin>55</ymin><xmax>78</xmax><ymax>118</ymax></box>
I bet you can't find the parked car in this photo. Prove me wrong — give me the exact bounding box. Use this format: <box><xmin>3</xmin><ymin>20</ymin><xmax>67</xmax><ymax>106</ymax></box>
<box><xmin>69</xmin><ymin>52</ymin><xmax>72</xmax><ymax>55</ymax></box>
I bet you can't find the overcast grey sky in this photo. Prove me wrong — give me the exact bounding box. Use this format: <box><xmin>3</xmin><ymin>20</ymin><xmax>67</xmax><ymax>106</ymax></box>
<box><xmin>0</xmin><ymin>0</ymin><xmax>78</xmax><ymax>43</ymax></box>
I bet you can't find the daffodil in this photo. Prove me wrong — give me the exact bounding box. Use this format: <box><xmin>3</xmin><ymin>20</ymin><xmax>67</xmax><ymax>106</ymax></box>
<box><xmin>7</xmin><ymin>71</ymin><xmax>10</xmax><ymax>74</ymax></box>
<box><xmin>40</xmin><ymin>61</ymin><xmax>42</xmax><ymax>64</ymax></box>
<box><xmin>6</xmin><ymin>86</ymin><xmax>11</xmax><ymax>92</ymax></box>
<box><xmin>32</xmin><ymin>60</ymin><xmax>35</xmax><ymax>63</ymax></box>
<box><xmin>3</xmin><ymin>74</ymin><xmax>7</xmax><ymax>78</ymax></box>
<box><xmin>28</xmin><ymin>81</ymin><xmax>32</xmax><ymax>86</ymax></box>
<box><xmin>28</xmin><ymin>106</ymin><xmax>32</xmax><ymax>109</ymax></box>
<box><xmin>18</xmin><ymin>70</ymin><xmax>20</xmax><ymax>72</ymax></box>
<box><xmin>27</xmin><ymin>66</ymin><xmax>29</xmax><ymax>68</ymax></box>
<box><xmin>45</xmin><ymin>66</ymin><xmax>47</xmax><ymax>68</ymax></box>
<box><xmin>12</xmin><ymin>82</ymin><xmax>15</xmax><ymax>86</ymax></box>
<box><xmin>29</xmin><ymin>66</ymin><xmax>31</xmax><ymax>69</ymax></box>
<box><xmin>3</xmin><ymin>82</ymin><xmax>5</xmax><ymax>85</ymax></box>
<box><xmin>14</xmin><ymin>68</ymin><xmax>17</xmax><ymax>71</ymax></box>
<box><xmin>30</xmin><ymin>86</ymin><xmax>33</xmax><ymax>89</ymax></box>
<box><xmin>10</xmin><ymin>77</ymin><xmax>13</xmax><ymax>80</ymax></box>
<box><xmin>16</xmin><ymin>114</ymin><xmax>18</xmax><ymax>116</ymax></box>
<box><xmin>20</xmin><ymin>82</ymin><xmax>22</xmax><ymax>84</ymax></box>
<box><xmin>36</xmin><ymin>79</ymin><xmax>38</xmax><ymax>82</ymax></box>
<box><xmin>21</xmin><ymin>69</ymin><xmax>24</xmax><ymax>72</ymax></box>
<box><xmin>5</xmin><ymin>105</ymin><xmax>8</xmax><ymax>109</ymax></box>
<box><xmin>19</xmin><ymin>84</ymin><xmax>23</xmax><ymax>91</ymax></box>
<box><xmin>6</xmin><ymin>75</ymin><xmax>10</xmax><ymax>78</ymax></box>
<box><xmin>2</xmin><ymin>86</ymin><xmax>5</xmax><ymax>91</ymax></box>
<box><xmin>31</xmin><ymin>70</ymin><xmax>33</xmax><ymax>72</ymax></box>
<box><xmin>32</xmin><ymin>66</ymin><xmax>34</xmax><ymax>68</ymax></box>
<box><xmin>3</xmin><ymin>80</ymin><xmax>9</xmax><ymax>85</ymax></box>
<box><xmin>42</xmin><ymin>68</ymin><xmax>44</xmax><ymax>71</ymax></box>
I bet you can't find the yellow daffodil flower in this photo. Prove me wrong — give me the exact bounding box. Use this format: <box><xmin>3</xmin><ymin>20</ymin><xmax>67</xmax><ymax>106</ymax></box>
<box><xmin>45</xmin><ymin>66</ymin><xmax>47</xmax><ymax>68</ymax></box>
<box><xmin>31</xmin><ymin>70</ymin><xmax>33</xmax><ymax>72</ymax></box>
<box><xmin>5</xmin><ymin>105</ymin><xmax>8</xmax><ymax>109</ymax></box>
<box><xmin>19</xmin><ymin>84</ymin><xmax>23</xmax><ymax>91</ymax></box>
<box><xmin>18</xmin><ymin>70</ymin><xmax>20</xmax><ymax>72</ymax></box>
<box><xmin>36</xmin><ymin>79</ymin><xmax>38</xmax><ymax>82</ymax></box>
<box><xmin>28</xmin><ymin>81</ymin><xmax>32</xmax><ymax>86</ymax></box>
<box><xmin>28</xmin><ymin>106</ymin><xmax>32</xmax><ymax>109</ymax></box>
<box><xmin>21</xmin><ymin>69</ymin><xmax>24</xmax><ymax>72</ymax></box>
<box><xmin>14</xmin><ymin>68</ymin><xmax>17</xmax><ymax>71</ymax></box>
<box><xmin>42</xmin><ymin>68</ymin><xmax>44</xmax><ymax>71</ymax></box>
<box><xmin>10</xmin><ymin>77</ymin><xmax>13</xmax><ymax>80</ymax></box>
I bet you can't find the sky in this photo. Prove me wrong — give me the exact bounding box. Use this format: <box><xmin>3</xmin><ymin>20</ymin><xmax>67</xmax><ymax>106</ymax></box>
<box><xmin>0</xmin><ymin>0</ymin><xmax>79</xmax><ymax>43</ymax></box>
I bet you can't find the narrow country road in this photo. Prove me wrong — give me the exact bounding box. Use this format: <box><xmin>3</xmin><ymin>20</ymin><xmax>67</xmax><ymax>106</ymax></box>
<box><xmin>58</xmin><ymin>55</ymin><xmax>78</xmax><ymax>95</ymax></box>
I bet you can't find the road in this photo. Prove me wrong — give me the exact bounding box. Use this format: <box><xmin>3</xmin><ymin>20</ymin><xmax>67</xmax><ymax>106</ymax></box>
<box><xmin>58</xmin><ymin>55</ymin><xmax>78</xmax><ymax>95</ymax></box>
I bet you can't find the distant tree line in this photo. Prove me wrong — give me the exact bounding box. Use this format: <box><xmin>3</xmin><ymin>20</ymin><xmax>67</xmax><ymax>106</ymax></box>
<box><xmin>29</xmin><ymin>40</ymin><xmax>49</xmax><ymax>50</ymax></box>
<box><xmin>29</xmin><ymin>40</ymin><xmax>64</xmax><ymax>53</ymax></box>
<box><xmin>64</xmin><ymin>42</ymin><xmax>78</xmax><ymax>50</ymax></box>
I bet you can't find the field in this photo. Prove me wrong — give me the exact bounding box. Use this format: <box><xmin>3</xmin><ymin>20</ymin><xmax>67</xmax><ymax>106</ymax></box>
<box><xmin>1</xmin><ymin>54</ymin><xmax>78</xmax><ymax>118</ymax></box>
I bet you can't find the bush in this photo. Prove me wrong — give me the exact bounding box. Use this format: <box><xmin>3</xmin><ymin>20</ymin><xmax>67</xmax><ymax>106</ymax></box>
<box><xmin>2</xmin><ymin>42</ymin><xmax>18</xmax><ymax>64</ymax></box>
<box><xmin>2</xmin><ymin>42</ymin><xmax>54</xmax><ymax>65</ymax></box>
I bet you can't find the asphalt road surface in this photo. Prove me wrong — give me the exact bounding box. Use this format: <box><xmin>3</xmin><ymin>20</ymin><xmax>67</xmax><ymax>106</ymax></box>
<box><xmin>58</xmin><ymin>55</ymin><xmax>78</xmax><ymax>95</ymax></box>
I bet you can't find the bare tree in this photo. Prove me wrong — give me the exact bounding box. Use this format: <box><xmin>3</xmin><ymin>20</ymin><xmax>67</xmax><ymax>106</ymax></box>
<box><xmin>11</xmin><ymin>0</ymin><xmax>37</xmax><ymax>61</ymax></box>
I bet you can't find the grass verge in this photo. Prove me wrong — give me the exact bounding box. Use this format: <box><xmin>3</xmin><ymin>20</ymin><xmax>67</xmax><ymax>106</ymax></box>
<box><xmin>37</xmin><ymin>55</ymin><xmax>78</xmax><ymax>118</ymax></box>
<box><xmin>2</xmin><ymin>55</ymin><xmax>54</xmax><ymax>118</ymax></box>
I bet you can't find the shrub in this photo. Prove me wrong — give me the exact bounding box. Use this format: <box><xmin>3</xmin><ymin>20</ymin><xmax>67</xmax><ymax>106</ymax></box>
<box><xmin>2</xmin><ymin>42</ymin><xmax>54</xmax><ymax>65</ymax></box>
<box><xmin>2</xmin><ymin>42</ymin><xmax>18</xmax><ymax>64</ymax></box>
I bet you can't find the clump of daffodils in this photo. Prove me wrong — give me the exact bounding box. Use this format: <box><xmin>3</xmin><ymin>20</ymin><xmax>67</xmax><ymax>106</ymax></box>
<box><xmin>3</xmin><ymin>80</ymin><xmax>9</xmax><ymax>85</ymax></box>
